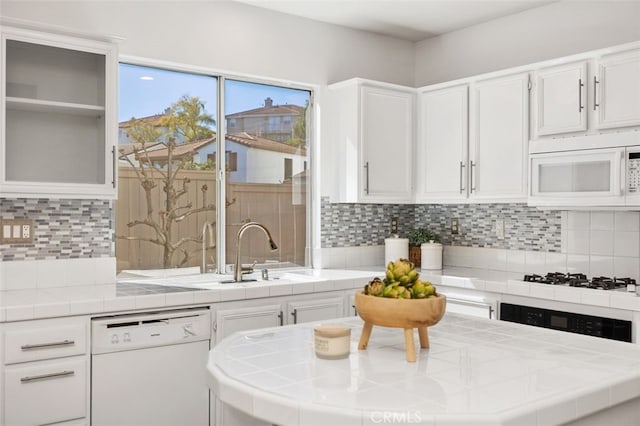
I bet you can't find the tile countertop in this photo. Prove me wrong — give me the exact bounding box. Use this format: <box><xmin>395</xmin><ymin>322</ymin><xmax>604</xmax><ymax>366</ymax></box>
<box><xmin>207</xmin><ymin>314</ymin><xmax>640</xmax><ymax>426</ymax></box>
<box><xmin>1</xmin><ymin>265</ymin><xmax>639</xmax><ymax>323</ymax></box>
<box><xmin>0</xmin><ymin>269</ymin><xmax>380</xmax><ymax>323</ymax></box>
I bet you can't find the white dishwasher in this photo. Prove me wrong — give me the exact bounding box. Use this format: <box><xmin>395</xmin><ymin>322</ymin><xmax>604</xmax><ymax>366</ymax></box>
<box><xmin>91</xmin><ymin>308</ymin><xmax>211</xmax><ymax>426</ymax></box>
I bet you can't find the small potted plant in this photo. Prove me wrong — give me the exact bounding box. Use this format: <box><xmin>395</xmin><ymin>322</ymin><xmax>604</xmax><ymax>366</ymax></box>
<box><xmin>408</xmin><ymin>228</ymin><xmax>440</xmax><ymax>268</ymax></box>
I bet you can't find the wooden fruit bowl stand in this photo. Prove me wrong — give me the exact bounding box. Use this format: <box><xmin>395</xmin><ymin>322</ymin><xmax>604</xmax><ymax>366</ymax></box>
<box><xmin>354</xmin><ymin>292</ymin><xmax>446</xmax><ymax>362</ymax></box>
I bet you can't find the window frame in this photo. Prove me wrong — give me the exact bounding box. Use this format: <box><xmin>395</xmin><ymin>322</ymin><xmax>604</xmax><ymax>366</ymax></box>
<box><xmin>118</xmin><ymin>56</ymin><xmax>314</xmax><ymax>273</ymax></box>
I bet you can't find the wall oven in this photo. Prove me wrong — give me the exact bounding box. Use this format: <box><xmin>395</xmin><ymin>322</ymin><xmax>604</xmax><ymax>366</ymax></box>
<box><xmin>499</xmin><ymin>295</ymin><xmax>634</xmax><ymax>343</ymax></box>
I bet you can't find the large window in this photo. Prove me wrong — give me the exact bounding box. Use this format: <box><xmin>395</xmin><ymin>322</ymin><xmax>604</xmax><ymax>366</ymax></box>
<box><xmin>116</xmin><ymin>64</ymin><xmax>310</xmax><ymax>273</ymax></box>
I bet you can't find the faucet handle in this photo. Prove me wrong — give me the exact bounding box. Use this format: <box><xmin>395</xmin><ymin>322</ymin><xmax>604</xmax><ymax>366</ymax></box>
<box><xmin>240</xmin><ymin>260</ymin><xmax>257</xmax><ymax>275</ymax></box>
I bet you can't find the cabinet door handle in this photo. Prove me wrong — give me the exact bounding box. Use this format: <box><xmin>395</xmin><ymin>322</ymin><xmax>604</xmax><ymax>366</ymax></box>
<box><xmin>278</xmin><ymin>311</ymin><xmax>283</xmax><ymax>326</ymax></box>
<box><xmin>470</xmin><ymin>161</ymin><xmax>476</xmax><ymax>193</ymax></box>
<box><xmin>291</xmin><ymin>309</ymin><xmax>298</xmax><ymax>324</ymax></box>
<box><xmin>459</xmin><ymin>162</ymin><xmax>466</xmax><ymax>194</ymax></box>
<box><xmin>364</xmin><ymin>161</ymin><xmax>370</xmax><ymax>195</ymax></box>
<box><xmin>593</xmin><ymin>76</ymin><xmax>600</xmax><ymax>111</ymax></box>
<box><xmin>352</xmin><ymin>304</ymin><xmax>357</xmax><ymax>316</ymax></box>
<box><xmin>620</xmin><ymin>151</ymin><xmax>625</xmax><ymax>196</ymax></box>
<box><xmin>21</xmin><ymin>340</ymin><xmax>75</xmax><ymax>350</ymax></box>
<box><xmin>112</xmin><ymin>146</ymin><xmax>117</xmax><ymax>188</ymax></box>
<box><xmin>20</xmin><ymin>370</ymin><xmax>75</xmax><ymax>383</ymax></box>
<box><xmin>578</xmin><ymin>78</ymin><xmax>584</xmax><ymax>112</ymax></box>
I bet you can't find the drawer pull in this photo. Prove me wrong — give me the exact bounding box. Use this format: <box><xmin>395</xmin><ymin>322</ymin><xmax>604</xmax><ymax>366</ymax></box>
<box><xmin>21</xmin><ymin>339</ymin><xmax>75</xmax><ymax>350</ymax></box>
<box><xmin>20</xmin><ymin>370</ymin><xmax>75</xmax><ymax>383</ymax></box>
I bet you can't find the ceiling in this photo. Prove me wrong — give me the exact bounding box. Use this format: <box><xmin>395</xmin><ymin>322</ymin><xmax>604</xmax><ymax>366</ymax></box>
<box><xmin>232</xmin><ymin>0</ymin><xmax>558</xmax><ymax>42</ymax></box>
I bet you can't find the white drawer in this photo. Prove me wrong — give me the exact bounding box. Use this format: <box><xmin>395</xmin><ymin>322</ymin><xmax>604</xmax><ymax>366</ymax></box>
<box><xmin>4</xmin><ymin>357</ymin><xmax>87</xmax><ymax>425</ymax></box>
<box><xmin>4</xmin><ymin>323</ymin><xmax>87</xmax><ymax>364</ymax></box>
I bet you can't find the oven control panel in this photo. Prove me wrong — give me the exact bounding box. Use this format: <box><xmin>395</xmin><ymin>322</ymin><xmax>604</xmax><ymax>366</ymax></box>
<box><xmin>500</xmin><ymin>303</ymin><xmax>632</xmax><ymax>343</ymax></box>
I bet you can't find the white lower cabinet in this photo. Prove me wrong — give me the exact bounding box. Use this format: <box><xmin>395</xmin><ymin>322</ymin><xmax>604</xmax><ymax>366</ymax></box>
<box><xmin>1</xmin><ymin>316</ymin><xmax>90</xmax><ymax>426</ymax></box>
<box><xmin>4</xmin><ymin>357</ymin><xmax>87</xmax><ymax>425</ymax></box>
<box><xmin>287</xmin><ymin>296</ymin><xmax>345</xmax><ymax>324</ymax></box>
<box><xmin>213</xmin><ymin>291</ymin><xmax>351</xmax><ymax>426</ymax></box>
<box><xmin>214</xmin><ymin>303</ymin><xmax>284</xmax><ymax>344</ymax></box>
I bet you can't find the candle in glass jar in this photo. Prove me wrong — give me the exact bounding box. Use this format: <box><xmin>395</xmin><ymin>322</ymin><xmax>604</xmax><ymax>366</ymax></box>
<box><xmin>314</xmin><ymin>325</ymin><xmax>351</xmax><ymax>359</ymax></box>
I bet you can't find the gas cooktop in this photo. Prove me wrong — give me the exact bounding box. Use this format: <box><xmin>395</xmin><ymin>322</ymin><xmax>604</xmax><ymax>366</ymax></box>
<box><xmin>523</xmin><ymin>272</ymin><xmax>635</xmax><ymax>291</ymax></box>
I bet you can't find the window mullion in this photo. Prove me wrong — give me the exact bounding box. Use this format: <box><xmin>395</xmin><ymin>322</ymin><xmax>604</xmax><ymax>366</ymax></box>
<box><xmin>216</xmin><ymin>76</ymin><xmax>227</xmax><ymax>274</ymax></box>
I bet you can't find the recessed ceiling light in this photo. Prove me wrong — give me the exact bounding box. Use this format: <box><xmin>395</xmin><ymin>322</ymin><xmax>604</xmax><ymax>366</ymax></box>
<box><xmin>140</xmin><ymin>76</ymin><xmax>154</xmax><ymax>81</ymax></box>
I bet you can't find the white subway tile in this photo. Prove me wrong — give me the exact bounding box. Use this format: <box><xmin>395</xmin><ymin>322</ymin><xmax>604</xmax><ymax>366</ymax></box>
<box><xmin>567</xmin><ymin>255</ymin><xmax>590</xmax><ymax>276</ymax></box>
<box><xmin>567</xmin><ymin>211</ymin><xmax>590</xmax><ymax>230</ymax></box>
<box><xmin>567</xmin><ymin>230</ymin><xmax>590</xmax><ymax>255</ymax></box>
<box><xmin>615</xmin><ymin>211</ymin><xmax>640</xmax><ymax>232</ymax></box>
<box><xmin>3</xmin><ymin>261</ymin><xmax>37</xmax><ymax>290</ymax></box>
<box><xmin>590</xmin><ymin>211</ymin><xmax>614</xmax><ymax>230</ymax></box>
<box><xmin>589</xmin><ymin>230</ymin><xmax>614</xmax><ymax>256</ymax></box>
<box><xmin>613</xmin><ymin>257</ymin><xmax>640</xmax><ymax>279</ymax></box>
<box><xmin>506</xmin><ymin>250</ymin><xmax>526</xmax><ymax>273</ymax></box>
<box><xmin>95</xmin><ymin>257</ymin><xmax>117</xmax><ymax>284</ymax></box>
<box><xmin>524</xmin><ymin>251</ymin><xmax>546</xmax><ymax>274</ymax></box>
<box><xmin>614</xmin><ymin>231</ymin><xmax>640</xmax><ymax>258</ymax></box>
<box><xmin>36</xmin><ymin>260</ymin><xmax>67</xmax><ymax>288</ymax></box>
<box><xmin>487</xmin><ymin>249</ymin><xmax>508</xmax><ymax>271</ymax></box>
<box><xmin>589</xmin><ymin>255</ymin><xmax>614</xmax><ymax>277</ymax></box>
<box><xmin>66</xmin><ymin>258</ymin><xmax>96</xmax><ymax>286</ymax></box>
<box><xmin>545</xmin><ymin>252</ymin><xmax>567</xmax><ymax>272</ymax></box>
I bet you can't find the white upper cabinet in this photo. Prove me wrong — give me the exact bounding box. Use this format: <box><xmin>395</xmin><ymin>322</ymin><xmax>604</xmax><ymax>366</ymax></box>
<box><xmin>469</xmin><ymin>73</ymin><xmax>529</xmax><ymax>201</ymax></box>
<box><xmin>595</xmin><ymin>49</ymin><xmax>640</xmax><ymax>130</ymax></box>
<box><xmin>0</xmin><ymin>25</ymin><xmax>118</xmax><ymax>198</ymax></box>
<box><xmin>416</xmin><ymin>74</ymin><xmax>529</xmax><ymax>204</ymax></box>
<box><xmin>533</xmin><ymin>61</ymin><xmax>588</xmax><ymax>137</ymax></box>
<box><xmin>327</xmin><ymin>79</ymin><xmax>414</xmax><ymax>203</ymax></box>
<box><xmin>416</xmin><ymin>85</ymin><xmax>468</xmax><ymax>203</ymax></box>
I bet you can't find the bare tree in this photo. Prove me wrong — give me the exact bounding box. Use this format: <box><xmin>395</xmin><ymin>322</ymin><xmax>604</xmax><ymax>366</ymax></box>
<box><xmin>118</xmin><ymin>96</ymin><xmax>234</xmax><ymax>268</ymax></box>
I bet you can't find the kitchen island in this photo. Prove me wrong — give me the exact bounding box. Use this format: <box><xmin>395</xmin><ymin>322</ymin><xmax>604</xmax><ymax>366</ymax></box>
<box><xmin>207</xmin><ymin>313</ymin><xmax>640</xmax><ymax>426</ymax></box>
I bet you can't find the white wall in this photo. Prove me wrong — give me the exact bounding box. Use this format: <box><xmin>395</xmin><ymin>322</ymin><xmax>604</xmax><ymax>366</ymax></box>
<box><xmin>1</xmin><ymin>0</ymin><xmax>415</xmax><ymax>87</ymax></box>
<box><xmin>414</xmin><ymin>0</ymin><xmax>640</xmax><ymax>86</ymax></box>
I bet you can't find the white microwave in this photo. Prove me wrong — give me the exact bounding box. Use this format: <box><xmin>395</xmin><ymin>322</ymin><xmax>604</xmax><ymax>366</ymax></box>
<box><xmin>529</xmin><ymin>145</ymin><xmax>640</xmax><ymax>207</ymax></box>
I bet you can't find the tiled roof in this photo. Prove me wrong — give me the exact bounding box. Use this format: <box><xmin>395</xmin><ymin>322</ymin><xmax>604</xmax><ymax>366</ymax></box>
<box><xmin>226</xmin><ymin>132</ymin><xmax>307</xmax><ymax>156</ymax></box>
<box><xmin>119</xmin><ymin>113</ymin><xmax>167</xmax><ymax>128</ymax></box>
<box><xmin>138</xmin><ymin>137</ymin><xmax>216</xmax><ymax>163</ymax></box>
<box><xmin>226</xmin><ymin>104</ymin><xmax>304</xmax><ymax>119</ymax></box>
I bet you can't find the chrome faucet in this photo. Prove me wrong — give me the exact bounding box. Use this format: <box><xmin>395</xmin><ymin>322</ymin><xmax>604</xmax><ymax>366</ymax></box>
<box><xmin>234</xmin><ymin>222</ymin><xmax>278</xmax><ymax>282</ymax></box>
<box><xmin>201</xmin><ymin>221</ymin><xmax>215</xmax><ymax>273</ymax></box>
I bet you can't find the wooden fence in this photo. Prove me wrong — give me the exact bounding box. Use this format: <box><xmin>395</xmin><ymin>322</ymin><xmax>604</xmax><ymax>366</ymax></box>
<box><xmin>115</xmin><ymin>167</ymin><xmax>306</xmax><ymax>272</ymax></box>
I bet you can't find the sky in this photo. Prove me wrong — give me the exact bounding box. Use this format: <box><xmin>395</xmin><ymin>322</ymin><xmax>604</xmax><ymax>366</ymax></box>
<box><xmin>119</xmin><ymin>63</ymin><xmax>310</xmax><ymax>126</ymax></box>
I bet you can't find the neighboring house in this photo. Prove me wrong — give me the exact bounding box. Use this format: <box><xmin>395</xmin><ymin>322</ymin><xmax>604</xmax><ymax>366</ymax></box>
<box><xmin>118</xmin><ymin>111</ymin><xmax>174</xmax><ymax>144</ymax></box>
<box><xmin>118</xmin><ymin>100</ymin><xmax>307</xmax><ymax>184</ymax></box>
<box><xmin>118</xmin><ymin>130</ymin><xmax>306</xmax><ymax>184</ymax></box>
<box><xmin>225</xmin><ymin>97</ymin><xmax>305</xmax><ymax>143</ymax></box>
<box><xmin>225</xmin><ymin>132</ymin><xmax>307</xmax><ymax>184</ymax></box>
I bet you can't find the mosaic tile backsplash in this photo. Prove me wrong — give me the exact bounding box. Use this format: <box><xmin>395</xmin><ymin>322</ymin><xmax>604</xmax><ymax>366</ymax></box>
<box><xmin>414</xmin><ymin>204</ymin><xmax>562</xmax><ymax>252</ymax></box>
<box><xmin>321</xmin><ymin>198</ymin><xmax>562</xmax><ymax>252</ymax></box>
<box><xmin>0</xmin><ymin>198</ymin><xmax>113</xmax><ymax>261</ymax></box>
<box><xmin>321</xmin><ymin>197</ymin><xmax>414</xmax><ymax>247</ymax></box>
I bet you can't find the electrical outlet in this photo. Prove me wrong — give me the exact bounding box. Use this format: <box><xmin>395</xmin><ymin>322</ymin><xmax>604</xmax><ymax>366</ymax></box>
<box><xmin>390</xmin><ymin>217</ymin><xmax>398</xmax><ymax>235</ymax></box>
<box><xmin>496</xmin><ymin>218</ymin><xmax>505</xmax><ymax>239</ymax></box>
<box><xmin>0</xmin><ymin>219</ymin><xmax>33</xmax><ymax>244</ymax></box>
<box><xmin>451</xmin><ymin>218</ymin><xmax>459</xmax><ymax>235</ymax></box>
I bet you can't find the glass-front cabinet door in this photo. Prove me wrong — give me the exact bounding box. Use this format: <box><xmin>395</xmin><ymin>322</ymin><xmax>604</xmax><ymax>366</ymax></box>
<box><xmin>0</xmin><ymin>26</ymin><xmax>118</xmax><ymax>198</ymax></box>
<box><xmin>529</xmin><ymin>147</ymin><xmax>624</xmax><ymax>206</ymax></box>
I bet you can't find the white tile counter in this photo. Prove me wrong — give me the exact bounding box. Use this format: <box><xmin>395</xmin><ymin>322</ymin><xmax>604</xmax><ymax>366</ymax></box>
<box><xmin>0</xmin><ymin>269</ymin><xmax>380</xmax><ymax>322</ymax></box>
<box><xmin>207</xmin><ymin>314</ymin><xmax>640</xmax><ymax>426</ymax></box>
<box><xmin>2</xmin><ymin>264</ymin><xmax>639</xmax><ymax>323</ymax></box>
